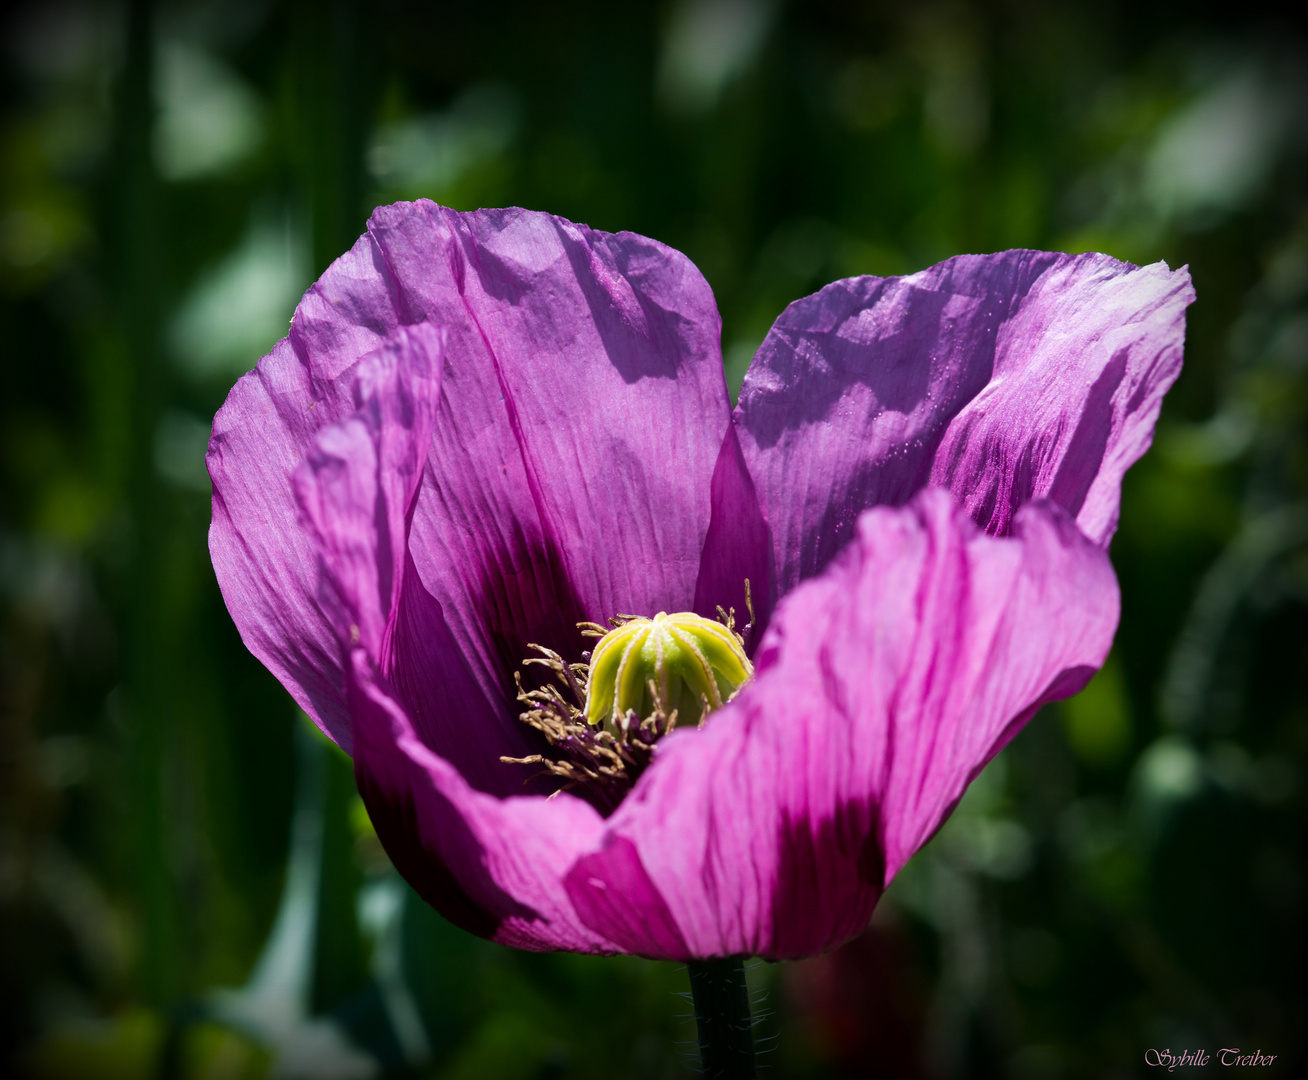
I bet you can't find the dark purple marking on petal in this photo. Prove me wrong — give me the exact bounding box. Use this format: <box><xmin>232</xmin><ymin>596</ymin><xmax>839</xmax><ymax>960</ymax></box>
<box><xmin>354</xmin><ymin>726</ymin><xmax>515</xmax><ymax>941</ymax></box>
<box><xmin>348</xmin><ymin>648</ymin><xmax>616</xmax><ymax>954</ymax></box>
<box><xmin>385</xmin><ymin>551</ymin><xmax>544</xmax><ymax>796</ymax></box>
<box><xmin>347</xmin><ymin>657</ymin><xmax>535</xmax><ymax>941</ymax></box>
<box><xmin>564</xmin><ymin>836</ymin><xmax>690</xmax><ymax>959</ymax></box>
<box><xmin>768</xmin><ymin>803</ymin><xmax>884</xmax><ymax>958</ymax></box>
<box><xmin>693</xmin><ymin>425</ymin><xmax>772</xmax><ymax>646</ymax></box>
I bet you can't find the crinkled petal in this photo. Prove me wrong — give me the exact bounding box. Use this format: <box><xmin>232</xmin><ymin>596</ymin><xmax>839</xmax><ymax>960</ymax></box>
<box><xmin>363</xmin><ymin>203</ymin><xmax>729</xmax><ymax>724</ymax></box>
<box><xmin>291</xmin><ymin>345</ymin><xmax>615</xmax><ymax>950</ymax></box>
<box><xmin>349</xmin><ymin>647</ymin><xmax>612</xmax><ymax>953</ymax></box>
<box><xmin>302</xmin><ymin>358</ymin><xmax>1117</xmax><ymax>958</ymax></box>
<box><xmin>929</xmin><ymin>256</ymin><xmax>1193</xmax><ymax>545</ymax></box>
<box><xmin>292</xmin><ymin>325</ymin><xmax>443</xmax><ymax>660</ymax></box>
<box><xmin>564</xmin><ymin>488</ymin><xmax>1119</xmax><ymax>959</ymax></box>
<box><xmin>211</xmin><ymin>202</ymin><xmax>731</xmax><ymax>780</ymax></box>
<box><xmin>208</xmin><ymin>316</ymin><xmax>442</xmax><ymax>750</ymax></box>
<box><xmin>734</xmin><ymin>251</ymin><xmax>1192</xmax><ymax>621</ymax></box>
<box><xmin>289</xmin><ymin>323</ymin><xmax>546</xmax><ymax>794</ymax></box>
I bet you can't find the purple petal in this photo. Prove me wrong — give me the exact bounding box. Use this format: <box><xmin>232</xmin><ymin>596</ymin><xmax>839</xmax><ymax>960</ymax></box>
<box><xmin>349</xmin><ymin>648</ymin><xmax>613</xmax><ymax>952</ymax></box>
<box><xmin>292</xmin><ymin>325</ymin><xmax>444</xmax><ymax>660</ymax></box>
<box><xmin>292</xmin><ymin>341</ymin><xmax>615</xmax><ymax>950</ymax></box>
<box><xmin>568</xmin><ymin>488</ymin><xmax>1119</xmax><ymax>959</ymax></box>
<box><xmin>208</xmin><ymin>306</ymin><xmax>439</xmax><ymax>751</ymax></box>
<box><xmin>288</xmin><ymin>322</ymin><xmax>547</xmax><ymax>793</ymax></box>
<box><xmin>735</xmin><ymin>252</ymin><xmax>1193</xmax><ymax>617</ymax></box>
<box><xmin>211</xmin><ymin>202</ymin><xmax>731</xmax><ymax>776</ymax></box>
<box><xmin>367</xmin><ymin>204</ymin><xmax>730</xmax><ymax>711</ymax></box>
<box><xmin>929</xmin><ymin>257</ymin><xmax>1193</xmax><ymax>545</ymax></box>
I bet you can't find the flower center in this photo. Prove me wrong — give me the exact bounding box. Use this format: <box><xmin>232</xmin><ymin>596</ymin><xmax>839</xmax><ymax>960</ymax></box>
<box><xmin>586</xmin><ymin>610</ymin><xmax>753</xmax><ymax>731</ymax></box>
<box><xmin>501</xmin><ymin>588</ymin><xmax>754</xmax><ymax>812</ymax></box>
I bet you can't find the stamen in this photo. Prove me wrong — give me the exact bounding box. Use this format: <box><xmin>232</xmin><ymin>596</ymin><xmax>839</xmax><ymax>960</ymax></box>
<box><xmin>501</xmin><ymin>644</ymin><xmax>678</xmax><ymax>814</ymax></box>
<box><xmin>715</xmin><ymin>578</ymin><xmax>755</xmax><ymax>654</ymax></box>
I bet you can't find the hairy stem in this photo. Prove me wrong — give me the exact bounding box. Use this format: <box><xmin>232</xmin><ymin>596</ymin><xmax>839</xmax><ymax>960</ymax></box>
<box><xmin>687</xmin><ymin>956</ymin><xmax>755</xmax><ymax>1079</ymax></box>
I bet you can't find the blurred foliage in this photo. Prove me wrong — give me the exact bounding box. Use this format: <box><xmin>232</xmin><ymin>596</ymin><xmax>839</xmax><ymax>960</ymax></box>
<box><xmin>1</xmin><ymin>0</ymin><xmax>1306</xmax><ymax>1077</ymax></box>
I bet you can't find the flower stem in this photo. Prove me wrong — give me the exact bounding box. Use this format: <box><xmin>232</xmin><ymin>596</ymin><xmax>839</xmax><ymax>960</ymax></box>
<box><xmin>687</xmin><ymin>956</ymin><xmax>756</xmax><ymax>1079</ymax></box>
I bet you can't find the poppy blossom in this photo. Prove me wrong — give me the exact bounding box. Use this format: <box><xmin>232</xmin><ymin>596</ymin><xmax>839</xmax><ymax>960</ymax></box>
<box><xmin>208</xmin><ymin>201</ymin><xmax>1192</xmax><ymax>960</ymax></box>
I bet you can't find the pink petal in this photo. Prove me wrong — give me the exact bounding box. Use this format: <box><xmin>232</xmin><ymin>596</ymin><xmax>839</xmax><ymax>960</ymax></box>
<box><xmin>567</xmin><ymin>488</ymin><xmax>1119</xmax><ymax>959</ymax></box>
<box><xmin>312</xmin><ymin>391</ymin><xmax>1116</xmax><ymax>957</ymax></box>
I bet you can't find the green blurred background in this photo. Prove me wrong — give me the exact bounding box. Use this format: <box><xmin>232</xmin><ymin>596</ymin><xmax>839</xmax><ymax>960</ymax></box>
<box><xmin>1</xmin><ymin>1</ymin><xmax>1305</xmax><ymax>1077</ymax></box>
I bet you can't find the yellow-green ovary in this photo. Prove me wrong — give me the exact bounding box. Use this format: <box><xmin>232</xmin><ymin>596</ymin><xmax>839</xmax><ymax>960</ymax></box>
<box><xmin>584</xmin><ymin>611</ymin><xmax>753</xmax><ymax>731</ymax></box>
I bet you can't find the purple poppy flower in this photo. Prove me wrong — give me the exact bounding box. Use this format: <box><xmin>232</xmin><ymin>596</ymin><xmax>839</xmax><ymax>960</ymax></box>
<box><xmin>208</xmin><ymin>202</ymin><xmax>1192</xmax><ymax>960</ymax></box>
